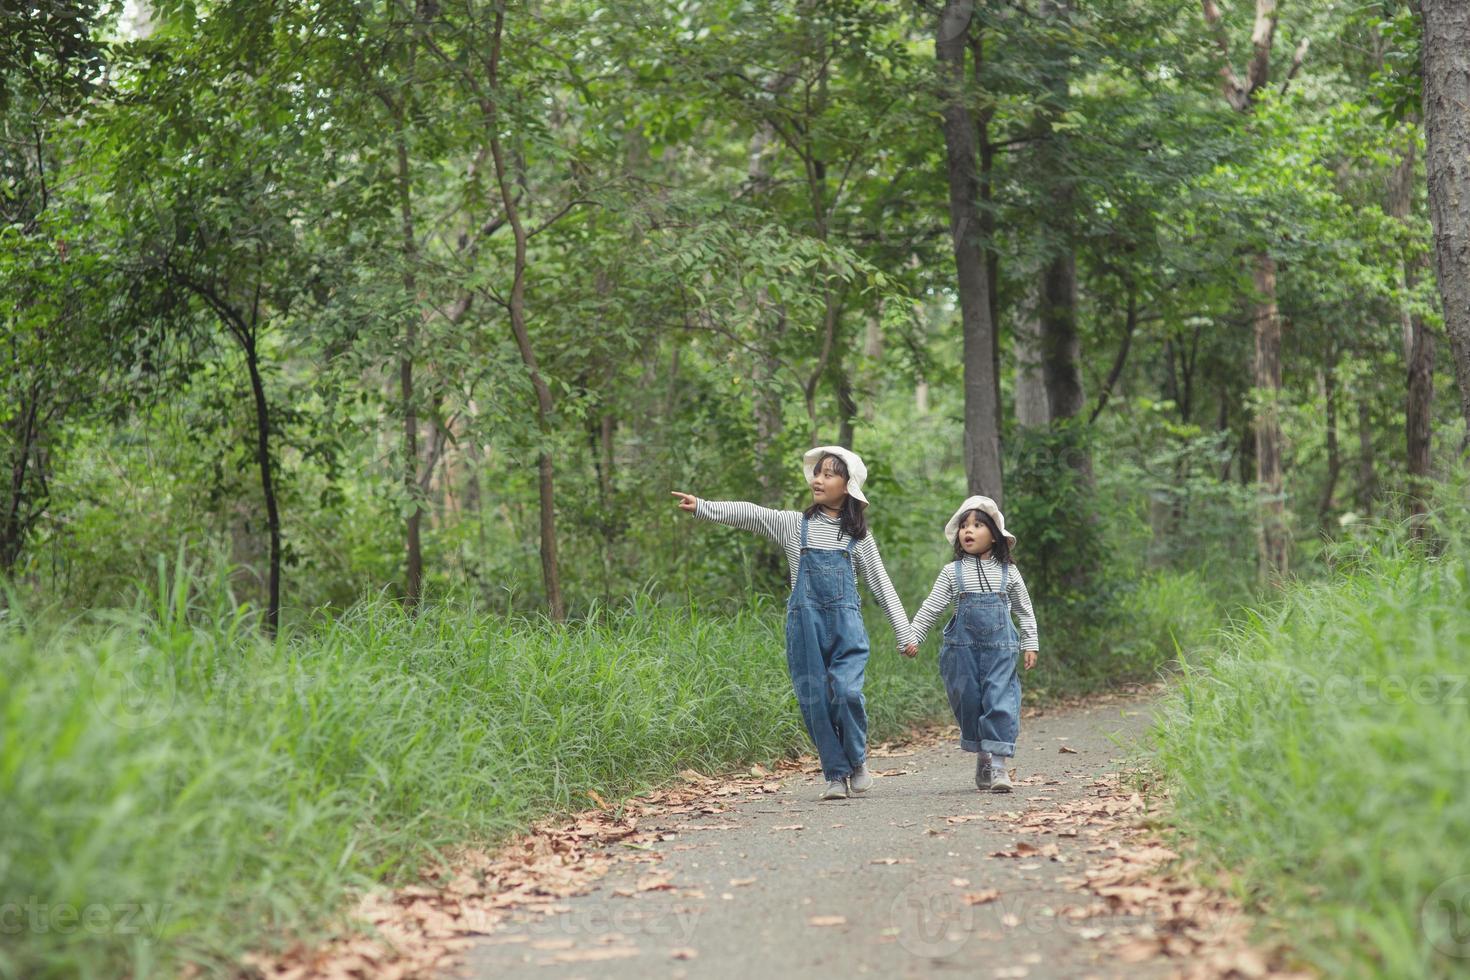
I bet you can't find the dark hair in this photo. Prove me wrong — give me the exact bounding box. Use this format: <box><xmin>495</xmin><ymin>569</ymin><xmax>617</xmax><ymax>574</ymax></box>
<box><xmin>952</xmin><ymin>508</ymin><xmax>1011</xmax><ymax>564</ymax></box>
<box><xmin>802</xmin><ymin>452</ymin><xmax>868</xmax><ymax>540</ymax></box>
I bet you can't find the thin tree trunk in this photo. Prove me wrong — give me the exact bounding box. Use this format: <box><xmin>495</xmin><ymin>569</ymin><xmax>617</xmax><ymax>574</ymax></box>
<box><xmin>393</xmin><ymin>111</ymin><xmax>424</xmax><ymax>610</ymax></box>
<box><xmin>1217</xmin><ymin>385</ymin><xmax>1233</xmax><ymax>482</ymax></box>
<box><xmin>0</xmin><ymin>391</ymin><xmax>45</xmax><ymax>575</ymax></box>
<box><xmin>243</xmin><ymin>340</ymin><xmax>282</xmax><ymax>634</ymax></box>
<box><xmin>1317</xmin><ymin>355</ymin><xmax>1340</xmax><ymax>525</ymax></box>
<box><xmin>485</xmin><ymin>8</ymin><xmax>564</xmax><ymax>620</ymax></box>
<box><xmin>746</xmin><ymin>115</ymin><xmax>787</xmax><ymax>505</ymax></box>
<box><xmin>1387</xmin><ymin>126</ymin><xmax>1435</xmax><ymax>529</ymax></box>
<box><xmin>172</xmin><ymin>273</ymin><xmax>283</xmax><ymax>633</ymax></box>
<box><xmin>1421</xmin><ymin>0</ymin><xmax>1470</xmax><ymax>448</ymax></box>
<box><xmin>970</xmin><ymin>29</ymin><xmax>1001</xmax><ymax>420</ymax></box>
<box><xmin>1040</xmin><ymin>251</ymin><xmax>1084</xmax><ymax>420</ymax></box>
<box><xmin>1015</xmin><ymin>285</ymin><xmax>1049</xmax><ymax>427</ymax></box>
<box><xmin>1357</xmin><ymin>398</ymin><xmax>1377</xmax><ymax>515</ymax></box>
<box><xmin>938</xmin><ymin>0</ymin><xmax>1003</xmax><ymax>503</ymax></box>
<box><xmin>861</xmin><ymin>313</ymin><xmax>882</xmax><ymax>423</ymax></box>
<box><xmin>1253</xmin><ymin>254</ymin><xmax>1288</xmax><ymax>580</ymax></box>
<box><xmin>1203</xmin><ymin>0</ymin><xmax>1290</xmax><ymax>579</ymax></box>
<box><xmin>1089</xmin><ymin>284</ymin><xmax>1137</xmax><ymax>424</ymax></box>
<box><xmin>1037</xmin><ymin>0</ymin><xmax>1085</xmax><ymax>429</ymax></box>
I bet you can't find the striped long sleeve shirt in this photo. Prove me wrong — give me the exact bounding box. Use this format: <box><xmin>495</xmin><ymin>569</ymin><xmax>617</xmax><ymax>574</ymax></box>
<box><xmin>909</xmin><ymin>555</ymin><xmax>1040</xmax><ymax>651</ymax></box>
<box><xmin>693</xmin><ymin>499</ymin><xmax>915</xmax><ymax>649</ymax></box>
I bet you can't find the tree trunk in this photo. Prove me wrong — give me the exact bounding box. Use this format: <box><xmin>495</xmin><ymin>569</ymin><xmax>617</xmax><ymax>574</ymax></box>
<box><xmin>1406</xmin><ymin>299</ymin><xmax>1435</xmax><ymax>532</ymax></box>
<box><xmin>393</xmin><ymin>115</ymin><xmax>425</xmax><ymax>610</ymax></box>
<box><xmin>0</xmin><ymin>390</ymin><xmax>46</xmax><ymax>575</ymax></box>
<box><xmin>1014</xmin><ymin>286</ymin><xmax>1049</xmax><ymax>427</ymax></box>
<box><xmin>243</xmin><ymin>334</ymin><xmax>282</xmax><ymax>635</ymax></box>
<box><xmin>1317</xmin><ymin>356</ymin><xmax>1340</xmax><ymax>525</ymax></box>
<box><xmin>1203</xmin><ymin>0</ymin><xmax>1289</xmax><ymax>579</ymax></box>
<box><xmin>1040</xmin><ymin>250</ymin><xmax>1085</xmax><ymax>421</ymax></box>
<box><xmin>938</xmin><ymin>0</ymin><xmax>1003</xmax><ymax>503</ymax></box>
<box><xmin>1357</xmin><ymin>398</ymin><xmax>1377</xmax><ymax>515</ymax></box>
<box><xmin>970</xmin><ymin>29</ymin><xmax>1001</xmax><ymax>422</ymax></box>
<box><xmin>486</xmin><ymin>9</ymin><xmax>564</xmax><ymax>621</ymax></box>
<box><xmin>746</xmin><ymin>117</ymin><xmax>788</xmax><ymax>506</ymax></box>
<box><xmin>1037</xmin><ymin>0</ymin><xmax>1085</xmax><ymax>429</ymax></box>
<box><xmin>1252</xmin><ymin>254</ymin><xmax>1288</xmax><ymax>580</ymax></box>
<box><xmin>1421</xmin><ymin>0</ymin><xmax>1470</xmax><ymax>448</ymax></box>
<box><xmin>1386</xmin><ymin>126</ymin><xmax>1435</xmax><ymax>529</ymax></box>
<box><xmin>1089</xmin><ymin>284</ymin><xmax>1137</xmax><ymax>424</ymax></box>
<box><xmin>861</xmin><ymin>313</ymin><xmax>882</xmax><ymax>423</ymax></box>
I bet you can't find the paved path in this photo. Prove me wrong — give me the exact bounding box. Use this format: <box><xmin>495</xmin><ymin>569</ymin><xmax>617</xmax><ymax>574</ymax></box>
<box><xmin>460</xmin><ymin>695</ymin><xmax>1168</xmax><ymax>980</ymax></box>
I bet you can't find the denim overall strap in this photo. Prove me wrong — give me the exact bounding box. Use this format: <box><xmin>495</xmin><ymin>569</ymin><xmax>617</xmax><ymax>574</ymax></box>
<box><xmin>953</xmin><ymin>558</ymin><xmax>967</xmax><ymax>594</ymax></box>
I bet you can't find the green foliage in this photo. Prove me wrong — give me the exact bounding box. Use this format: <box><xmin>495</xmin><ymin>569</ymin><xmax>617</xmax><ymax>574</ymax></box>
<box><xmin>1151</xmin><ymin>503</ymin><xmax>1470</xmax><ymax>977</ymax></box>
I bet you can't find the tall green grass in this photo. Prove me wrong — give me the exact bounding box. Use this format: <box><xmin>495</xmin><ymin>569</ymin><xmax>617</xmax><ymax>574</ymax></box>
<box><xmin>1152</xmin><ymin>528</ymin><xmax>1470</xmax><ymax>977</ymax></box>
<box><xmin>0</xmin><ymin>566</ymin><xmax>948</xmax><ymax>979</ymax></box>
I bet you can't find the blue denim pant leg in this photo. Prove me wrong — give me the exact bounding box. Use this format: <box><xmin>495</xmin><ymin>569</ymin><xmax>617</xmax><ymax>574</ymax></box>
<box><xmin>824</xmin><ymin>605</ymin><xmax>870</xmax><ymax>772</ymax></box>
<box><xmin>939</xmin><ymin>642</ymin><xmax>985</xmax><ymax>752</ymax></box>
<box><xmin>786</xmin><ymin>606</ymin><xmax>855</xmax><ymax>782</ymax></box>
<box><xmin>977</xmin><ymin>642</ymin><xmax>1021</xmax><ymax>756</ymax></box>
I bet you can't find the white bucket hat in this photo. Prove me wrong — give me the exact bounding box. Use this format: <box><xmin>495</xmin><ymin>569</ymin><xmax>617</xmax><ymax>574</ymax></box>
<box><xmin>802</xmin><ymin>446</ymin><xmax>869</xmax><ymax>508</ymax></box>
<box><xmin>944</xmin><ymin>495</ymin><xmax>1016</xmax><ymax>548</ymax></box>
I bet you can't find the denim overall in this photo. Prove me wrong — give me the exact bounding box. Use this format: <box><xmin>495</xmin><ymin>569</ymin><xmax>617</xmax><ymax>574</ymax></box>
<box><xmin>784</xmin><ymin>519</ymin><xmax>870</xmax><ymax>781</ymax></box>
<box><xmin>938</xmin><ymin>558</ymin><xmax>1021</xmax><ymax>756</ymax></box>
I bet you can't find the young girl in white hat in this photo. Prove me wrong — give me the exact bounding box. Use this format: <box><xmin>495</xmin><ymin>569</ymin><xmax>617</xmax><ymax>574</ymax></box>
<box><xmin>905</xmin><ymin>496</ymin><xmax>1039</xmax><ymax>792</ymax></box>
<box><xmin>672</xmin><ymin>447</ymin><xmax>916</xmax><ymax>801</ymax></box>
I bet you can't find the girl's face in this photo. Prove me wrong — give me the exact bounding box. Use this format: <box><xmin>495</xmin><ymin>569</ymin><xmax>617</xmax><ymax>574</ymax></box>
<box><xmin>957</xmin><ymin>512</ymin><xmax>994</xmax><ymax>556</ymax></box>
<box><xmin>809</xmin><ymin>456</ymin><xmax>849</xmax><ymax>511</ymax></box>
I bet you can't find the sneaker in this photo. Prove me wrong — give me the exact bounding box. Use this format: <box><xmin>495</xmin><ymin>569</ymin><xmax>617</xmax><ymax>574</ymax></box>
<box><xmin>849</xmin><ymin>765</ymin><xmax>874</xmax><ymax>794</ymax></box>
<box><xmin>990</xmin><ymin>760</ymin><xmax>1014</xmax><ymax>793</ymax></box>
<box><xmin>821</xmin><ymin>779</ymin><xmax>849</xmax><ymax>800</ymax></box>
<box><xmin>975</xmin><ymin>753</ymin><xmax>994</xmax><ymax>791</ymax></box>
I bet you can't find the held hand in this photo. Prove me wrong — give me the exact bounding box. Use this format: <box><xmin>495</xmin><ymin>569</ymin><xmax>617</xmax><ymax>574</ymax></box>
<box><xmin>670</xmin><ymin>491</ymin><xmax>698</xmax><ymax>513</ymax></box>
<box><xmin>902</xmin><ymin>643</ymin><xmax>919</xmax><ymax>658</ymax></box>
<box><xmin>1023</xmin><ymin>650</ymin><xmax>1038</xmax><ymax>670</ymax></box>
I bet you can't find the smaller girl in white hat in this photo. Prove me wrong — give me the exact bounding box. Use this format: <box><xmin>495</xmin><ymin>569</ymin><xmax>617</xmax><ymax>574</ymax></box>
<box><xmin>905</xmin><ymin>495</ymin><xmax>1039</xmax><ymax>792</ymax></box>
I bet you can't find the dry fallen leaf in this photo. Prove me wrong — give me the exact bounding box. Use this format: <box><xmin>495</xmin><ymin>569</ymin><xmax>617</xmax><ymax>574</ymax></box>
<box><xmin>530</xmin><ymin>938</ymin><xmax>575</xmax><ymax>951</ymax></box>
<box><xmin>547</xmin><ymin>946</ymin><xmax>641</xmax><ymax>963</ymax></box>
<box><xmin>808</xmin><ymin>915</ymin><xmax>847</xmax><ymax>927</ymax></box>
<box><xmin>1059</xmin><ymin>745</ymin><xmax>1079</xmax><ymax>754</ymax></box>
<box><xmin>963</xmin><ymin>889</ymin><xmax>1001</xmax><ymax>905</ymax></box>
<box><xmin>669</xmin><ymin>947</ymin><xmax>699</xmax><ymax>961</ymax></box>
